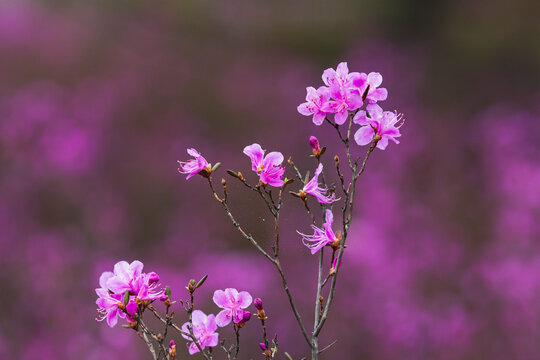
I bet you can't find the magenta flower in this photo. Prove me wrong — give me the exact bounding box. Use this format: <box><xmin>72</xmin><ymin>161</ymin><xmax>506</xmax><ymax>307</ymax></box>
<box><xmin>243</xmin><ymin>143</ymin><xmax>285</xmax><ymax>187</ymax></box>
<box><xmin>181</xmin><ymin>310</ymin><xmax>219</xmax><ymax>355</ymax></box>
<box><xmin>353</xmin><ymin>72</ymin><xmax>388</xmax><ymax>104</ymax></box>
<box><xmin>297</xmin><ymin>86</ymin><xmax>331</xmax><ymax>125</ymax></box>
<box><xmin>95</xmin><ymin>271</ymin><xmax>138</xmax><ymax>327</ymax></box>
<box><xmin>213</xmin><ymin>288</ymin><xmax>253</xmax><ymax>327</ymax></box>
<box><xmin>298</xmin><ymin>209</ymin><xmax>339</xmax><ymax>254</ymax></box>
<box><xmin>101</xmin><ymin>260</ymin><xmax>144</xmax><ymax>294</ymax></box>
<box><xmin>177</xmin><ymin>148</ymin><xmax>210</xmax><ymax>179</ymax></box>
<box><xmin>322</xmin><ymin>62</ymin><xmax>362</xmax><ymax>91</ymax></box>
<box><xmin>321</xmin><ymin>87</ymin><xmax>363</xmax><ymax>125</ymax></box>
<box><xmin>301</xmin><ymin>163</ymin><xmax>338</xmax><ymax>204</ymax></box>
<box><xmin>353</xmin><ymin>104</ymin><xmax>403</xmax><ymax>150</ymax></box>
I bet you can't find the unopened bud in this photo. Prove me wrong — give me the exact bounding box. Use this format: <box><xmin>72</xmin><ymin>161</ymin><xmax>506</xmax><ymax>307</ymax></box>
<box><xmin>254</xmin><ymin>298</ymin><xmax>264</xmax><ymax>311</ymax></box>
<box><xmin>309</xmin><ymin>136</ymin><xmax>320</xmax><ymax>153</ymax></box>
<box><xmin>123</xmin><ymin>290</ymin><xmax>130</xmax><ymax>306</ymax></box>
<box><xmin>211</xmin><ymin>162</ymin><xmax>221</xmax><ymax>172</ymax></box>
<box><xmin>169</xmin><ymin>340</ymin><xmax>177</xmax><ymax>358</ymax></box>
<box><xmin>165</xmin><ymin>286</ymin><xmax>172</xmax><ymax>299</ymax></box>
<box><xmin>237</xmin><ymin>310</ymin><xmax>251</xmax><ymax>328</ymax></box>
<box><xmin>221</xmin><ymin>178</ymin><xmax>226</xmax><ymax>186</ymax></box>
<box><xmin>196</xmin><ymin>274</ymin><xmax>208</xmax><ymax>289</ymax></box>
<box><xmin>147</xmin><ymin>272</ymin><xmax>160</xmax><ymax>285</ymax></box>
<box><xmin>187</xmin><ymin>279</ymin><xmax>196</xmax><ymax>292</ymax></box>
<box><xmin>319</xmin><ymin>296</ymin><xmax>324</xmax><ymax>303</ymax></box>
<box><xmin>259</xmin><ymin>343</ymin><xmax>267</xmax><ymax>351</ymax></box>
<box><xmin>334</xmin><ymin>155</ymin><xmax>339</xmax><ymax>165</ymax></box>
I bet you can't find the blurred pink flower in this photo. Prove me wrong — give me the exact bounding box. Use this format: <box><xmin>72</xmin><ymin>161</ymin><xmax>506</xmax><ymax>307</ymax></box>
<box><xmin>302</xmin><ymin>163</ymin><xmax>338</xmax><ymax>204</ymax></box>
<box><xmin>297</xmin><ymin>86</ymin><xmax>331</xmax><ymax>125</ymax></box>
<box><xmin>298</xmin><ymin>209</ymin><xmax>339</xmax><ymax>254</ymax></box>
<box><xmin>213</xmin><ymin>288</ymin><xmax>253</xmax><ymax>327</ymax></box>
<box><xmin>181</xmin><ymin>310</ymin><xmax>219</xmax><ymax>355</ymax></box>
<box><xmin>353</xmin><ymin>104</ymin><xmax>402</xmax><ymax>150</ymax></box>
<box><xmin>178</xmin><ymin>148</ymin><xmax>210</xmax><ymax>179</ymax></box>
<box><xmin>243</xmin><ymin>143</ymin><xmax>285</xmax><ymax>187</ymax></box>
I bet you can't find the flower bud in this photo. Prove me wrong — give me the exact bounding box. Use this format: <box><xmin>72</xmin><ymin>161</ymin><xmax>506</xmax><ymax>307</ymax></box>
<box><xmin>187</xmin><ymin>279</ymin><xmax>196</xmax><ymax>292</ymax></box>
<box><xmin>309</xmin><ymin>136</ymin><xmax>320</xmax><ymax>153</ymax></box>
<box><xmin>259</xmin><ymin>343</ymin><xmax>267</xmax><ymax>351</ymax></box>
<box><xmin>254</xmin><ymin>298</ymin><xmax>264</xmax><ymax>311</ymax></box>
<box><xmin>147</xmin><ymin>272</ymin><xmax>160</xmax><ymax>285</ymax></box>
<box><xmin>237</xmin><ymin>310</ymin><xmax>252</xmax><ymax>328</ymax></box>
<box><xmin>169</xmin><ymin>340</ymin><xmax>177</xmax><ymax>358</ymax></box>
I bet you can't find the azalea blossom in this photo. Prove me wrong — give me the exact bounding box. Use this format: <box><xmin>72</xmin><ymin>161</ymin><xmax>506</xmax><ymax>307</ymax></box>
<box><xmin>243</xmin><ymin>143</ymin><xmax>285</xmax><ymax>187</ymax></box>
<box><xmin>177</xmin><ymin>148</ymin><xmax>210</xmax><ymax>179</ymax></box>
<box><xmin>181</xmin><ymin>310</ymin><xmax>219</xmax><ymax>355</ymax></box>
<box><xmin>353</xmin><ymin>104</ymin><xmax>403</xmax><ymax>150</ymax></box>
<box><xmin>322</xmin><ymin>62</ymin><xmax>362</xmax><ymax>91</ymax></box>
<box><xmin>301</xmin><ymin>163</ymin><xmax>337</xmax><ymax>204</ymax></box>
<box><xmin>213</xmin><ymin>288</ymin><xmax>253</xmax><ymax>327</ymax></box>
<box><xmin>297</xmin><ymin>86</ymin><xmax>331</xmax><ymax>125</ymax></box>
<box><xmin>321</xmin><ymin>87</ymin><xmax>363</xmax><ymax>125</ymax></box>
<box><xmin>298</xmin><ymin>209</ymin><xmax>339</xmax><ymax>254</ymax></box>
<box><xmin>353</xmin><ymin>72</ymin><xmax>388</xmax><ymax>104</ymax></box>
<box><xmin>96</xmin><ymin>260</ymin><xmax>165</xmax><ymax>327</ymax></box>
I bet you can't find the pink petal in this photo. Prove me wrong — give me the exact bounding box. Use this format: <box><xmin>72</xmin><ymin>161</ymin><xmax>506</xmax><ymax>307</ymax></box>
<box><xmin>191</xmin><ymin>310</ymin><xmax>206</xmax><ymax>327</ymax></box>
<box><xmin>129</xmin><ymin>260</ymin><xmax>144</xmax><ymax>278</ymax></box>
<box><xmin>187</xmin><ymin>148</ymin><xmax>200</xmax><ymax>158</ymax></box>
<box><xmin>213</xmin><ymin>290</ymin><xmax>231</xmax><ymax>308</ymax></box>
<box><xmin>206</xmin><ymin>333</ymin><xmax>219</xmax><ymax>348</ymax></box>
<box><xmin>354</xmin><ymin>126</ymin><xmax>374</xmax><ymax>146</ymax></box>
<box><xmin>334</xmin><ymin>109</ymin><xmax>348</xmax><ymax>125</ymax></box>
<box><xmin>322</xmin><ymin>68</ymin><xmax>336</xmax><ymax>86</ymax></box>
<box><xmin>324</xmin><ymin>209</ymin><xmax>333</xmax><ymax>226</ymax></box>
<box><xmin>367</xmin><ymin>72</ymin><xmax>383</xmax><ymax>87</ymax></box>
<box><xmin>188</xmin><ymin>342</ymin><xmax>200</xmax><ymax>355</ymax></box>
<box><xmin>99</xmin><ymin>271</ymin><xmax>114</xmax><ymax>289</ymax></box>
<box><xmin>312</xmin><ymin>111</ymin><xmax>326</xmax><ymax>126</ymax></box>
<box><xmin>243</xmin><ymin>144</ymin><xmax>264</xmax><ymax>170</ymax></box>
<box><xmin>353</xmin><ymin>110</ymin><xmax>369</xmax><ymax>125</ymax></box>
<box><xmin>297</xmin><ymin>102</ymin><xmax>314</xmax><ymax>116</ymax></box>
<box><xmin>366</xmin><ymin>104</ymin><xmax>383</xmax><ymax>119</ymax></box>
<box><xmin>369</xmin><ymin>88</ymin><xmax>388</xmax><ymax>102</ymax></box>
<box><xmin>305</xmin><ymin>86</ymin><xmax>317</xmax><ymax>101</ymax></box>
<box><xmin>205</xmin><ymin>314</ymin><xmax>218</xmax><ymax>332</ymax></box>
<box><xmin>376</xmin><ymin>136</ymin><xmax>389</xmax><ymax>150</ymax></box>
<box><xmin>336</xmin><ymin>62</ymin><xmax>349</xmax><ymax>79</ymax></box>
<box><xmin>264</xmin><ymin>152</ymin><xmax>284</xmax><ymax>168</ymax></box>
<box><xmin>215</xmin><ymin>309</ymin><xmax>232</xmax><ymax>327</ymax></box>
<box><xmin>236</xmin><ymin>291</ymin><xmax>253</xmax><ymax>308</ymax></box>
<box><xmin>106</xmin><ymin>308</ymin><xmax>119</xmax><ymax>328</ymax></box>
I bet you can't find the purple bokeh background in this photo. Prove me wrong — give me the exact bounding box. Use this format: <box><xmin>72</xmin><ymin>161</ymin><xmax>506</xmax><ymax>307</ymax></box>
<box><xmin>0</xmin><ymin>0</ymin><xmax>539</xmax><ymax>359</ymax></box>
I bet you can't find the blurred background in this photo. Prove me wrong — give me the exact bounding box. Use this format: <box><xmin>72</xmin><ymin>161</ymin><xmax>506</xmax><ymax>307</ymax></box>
<box><xmin>0</xmin><ymin>0</ymin><xmax>539</xmax><ymax>359</ymax></box>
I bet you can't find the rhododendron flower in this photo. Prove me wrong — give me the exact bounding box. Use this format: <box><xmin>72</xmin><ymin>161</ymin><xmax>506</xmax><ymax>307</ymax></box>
<box><xmin>297</xmin><ymin>86</ymin><xmax>331</xmax><ymax>125</ymax></box>
<box><xmin>321</xmin><ymin>87</ymin><xmax>363</xmax><ymax>124</ymax></box>
<box><xmin>322</xmin><ymin>62</ymin><xmax>362</xmax><ymax>91</ymax></box>
<box><xmin>95</xmin><ymin>272</ymin><xmax>138</xmax><ymax>327</ymax></box>
<box><xmin>178</xmin><ymin>148</ymin><xmax>210</xmax><ymax>179</ymax></box>
<box><xmin>213</xmin><ymin>288</ymin><xmax>253</xmax><ymax>327</ymax></box>
<box><xmin>353</xmin><ymin>72</ymin><xmax>388</xmax><ymax>104</ymax></box>
<box><xmin>181</xmin><ymin>310</ymin><xmax>219</xmax><ymax>355</ymax></box>
<box><xmin>301</xmin><ymin>163</ymin><xmax>338</xmax><ymax>204</ymax></box>
<box><xmin>243</xmin><ymin>144</ymin><xmax>285</xmax><ymax>187</ymax></box>
<box><xmin>298</xmin><ymin>209</ymin><xmax>339</xmax><ymax>254</ymax></box>
<box><xmin>353</xmin><ymin>104</ymin><xmax>403</xmax><ymax>150</ymax></box>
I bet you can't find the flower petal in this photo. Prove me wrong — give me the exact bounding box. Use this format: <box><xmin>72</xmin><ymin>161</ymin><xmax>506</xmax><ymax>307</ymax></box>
<box><xmin>213</xmin><ymin>290</ymin><xmax>231</xmax><ymax>308</ymax></box>
<box><xmin>354</xmin><ymin>126</ymin><xmax>374</xmax><ymax>146</ymax></box>
<box><xmin>215</xmin><ymin>309</ymin><xmax>232</xmax><ymax>327</ymax></box>
<box><xmin>236</xmin><ymin>291</ymin><xmax>253</xmax><ymax>308</ymax></box>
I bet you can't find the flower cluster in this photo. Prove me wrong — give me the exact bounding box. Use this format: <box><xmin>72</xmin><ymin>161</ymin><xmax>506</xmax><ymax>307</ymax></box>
<box><xmin>298</xmin><ymin>62</ymin><xmax>402</xmax><ymax>150</ymax></box>
<box><xmin>95</xmin><ymin>260</ymin><xmax>166</xmax><ymax>327</ymax></box>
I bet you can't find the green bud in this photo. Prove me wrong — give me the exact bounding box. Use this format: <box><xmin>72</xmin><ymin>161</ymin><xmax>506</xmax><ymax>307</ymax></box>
<box><xmin>196</xmin><ymin>274</ymin><xmax>208</xmax><ymax>289</ymax></box>
<box><xmin>123</xmin><ymin>290</ymin><xmax>130</xmax><ymax>305</ymax></box>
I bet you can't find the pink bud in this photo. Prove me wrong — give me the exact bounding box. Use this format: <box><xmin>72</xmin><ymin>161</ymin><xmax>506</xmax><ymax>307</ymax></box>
<box><xmin>254</xmin><ymin>298</ymin><xmax>264</xmax><ymax>311</ymax></box>
<box><xmin>148</xmin><ymin>272</ymin><xmax>160</xmax><ymax>285</ymax></box>
<box><xmin>259</xmin><ymin>343</ymin><xmax>266</xmax><ymax>351</ymax></box>
<box><xmin>169</xmin><ymin>340</ymin><xmax>176</xmax><ymax>349</ymax></box>
<box><xmin>309</xmin><ymin>136</ymin><xmax>320</xmax><ymax>152</ymax></box>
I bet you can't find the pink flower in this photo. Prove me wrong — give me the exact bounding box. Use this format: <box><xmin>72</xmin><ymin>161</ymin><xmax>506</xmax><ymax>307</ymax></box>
<box><xmin>309</xmin><ymin>136</ymin><xmax>320</xmax><ymax>153</ymax></box>
<box><xmin>298</xmin><ymin>209</ymin><xmax>339</xmax><ymax>254</ymax></box>
<box><xmin>297</xmin><ymin>86</ymin><xmax>331</xmax><ymax>125</ymax></box>
<box><xmin>101</xmin><ymin>260</ymin><xmax>144</xmax><ymax>294</ymax></box>
<box><xmin>302</xmin><ymin>163</ymin><xmax>338</xmax><ymax>204</ymax></box>
<box><xmin>178</xmin><ymin>148</ymin><xmax>210</xmax><ymax>179</ymax></box>
<box><xmin>243</xmin><ymin>143</ymin><xmax>285</xmax><ymax>187</ymax></box>
<box><xmin>213</xmin><ymin>288</ymin><xmax>253</xmax><ymax>327</ymax></box>
<box><xmin>95</xmin><ymin>271</ymin><xmax>138</xmax><ymax>327</ymax></box>
<box><xmin>181</xmin><ymin>310</ymin><xmax>219</xmax><ymax>355</ymax></box>
<box><xmin>322</xmin><ymin>62</ymin><xmax>362</xmax><ymax>91</ymax></box>
<box><xmin>353</xmin><ymin>104</ymin><xmax>403</xmax><ymax>150</ymax></box>
<box><xmin>321</xmin><ymin>87</ymin><xmax>363</xmax><ymax>124</ymax></box>
<box><xmin>353</xmin><ymin>72</ymin><xmax>388</xmax><ymax>104</ymax></box>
